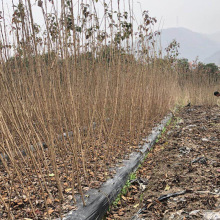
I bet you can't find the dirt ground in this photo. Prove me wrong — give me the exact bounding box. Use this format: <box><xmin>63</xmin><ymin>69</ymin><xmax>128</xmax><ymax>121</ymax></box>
<box><xmin>106</xmin><ymin>105</ymin><xmax>220</xmax><ymax>220</ymax></box>
<box><xmin>0</xmin><ymin>113</ymin><xmax>165</xmax><ymax>219</ymax></box>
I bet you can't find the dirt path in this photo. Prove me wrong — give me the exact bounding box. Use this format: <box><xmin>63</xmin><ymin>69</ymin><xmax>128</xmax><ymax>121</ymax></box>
<box><xmin>106</xmin><ymin>105</ymin><xmax>220</xmax><ymax>220</ymax></box>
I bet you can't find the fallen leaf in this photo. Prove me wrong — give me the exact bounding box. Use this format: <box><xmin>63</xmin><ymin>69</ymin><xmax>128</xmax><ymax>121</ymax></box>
<box><xmin>165</xmin><ymin>184</ymin><xmax>170</xmax><ymax>191</ymax></box>
<box><xmin>118</xmin><ymin>211</ymin><xmax>124</xmax><ymax>216</ymax></box>
<box><xmin>67</xmin><ymin>195</ymin><xmax>73</xmax><ymax>200</ymax></box>
<box><xmin>48</xmin><ymin>208</ymin><xmax>54</xmax><ymax>214</ymax></box>
<box><xmin>35</xmin><ymin>209</ymin><xmax>41</xmax><ymax>215</ymax></box>
<box><xmin>65</xmin><ymin>188</ymin><xmax>72</xmax><ymax>193</ymax></box>
<box><xmin>133</xmin><ymin>203</ymin><xmax>139</xmax><ymax>208</ymax></box>
<box><xmin>121</xmin><ymin>195</ymin><xmax>127</xmax><ymax>201</ymax></box>
<box><xmin>140</xmin><ymin>183</ymin><xmax>146</xmax><ymax>191</ymax></box>
<box><xmin>46</xmin><ymin>197</ymin><xmax>52</xmax><ymax>205</ymax></box>
<box><xmin>147</xmin><ymin>203</ymin><xmax>153</xmax><ymax>209</ymax></box>
<box><xmin>89</xmin><ymin>171</ymin><xmax>94</xmax><ymax>176</ymax></box>
<box><xmin>131</xmin><ymin>185</ymin><xmax>137</xmax><ymax>190</ymax></box>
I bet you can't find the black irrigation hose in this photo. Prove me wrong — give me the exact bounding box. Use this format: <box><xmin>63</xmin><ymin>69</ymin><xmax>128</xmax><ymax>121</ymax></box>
<box><xmin>57</xmin><ymin>113</ymin><xmax>173</xmax><ymax>220</ymax></box>
<box><xmin>0</xmin><ymin>142</ymin><xmax>48</xmax><ymax>164</ymax></box>
<box><xmin>131</xmin><ymin>190</ymin><xmax>193</xmax><ymax>220</ymax></box>
<box><xmin>0</xmin><ymin>132</ymin><xmax>74</xmax><ymax>164</ymax></box>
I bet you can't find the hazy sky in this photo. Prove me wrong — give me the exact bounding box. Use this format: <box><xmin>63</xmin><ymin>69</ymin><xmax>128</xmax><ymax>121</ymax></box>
<box><xmin>1</xmin><ymin>0</ymin><xmax>220</xmax><ymax>34</ymax></box>
<box><xmin>134</xmin><ymin>0</ymin><xmax>220</xmax><ymax>34</ymax></box>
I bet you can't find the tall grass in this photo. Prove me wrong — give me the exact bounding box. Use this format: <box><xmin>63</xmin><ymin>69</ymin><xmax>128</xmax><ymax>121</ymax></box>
<box><xmin>0</xmin><ymin>0</ymin><xmax>219</xmax><ymax>219</ymax></box>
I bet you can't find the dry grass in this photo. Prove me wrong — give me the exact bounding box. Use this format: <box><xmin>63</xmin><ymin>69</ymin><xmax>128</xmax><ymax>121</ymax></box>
<box><xmin>0</xmin><ymin>0</ymin><xmax>219</xmax><ymax>219</ymax></box>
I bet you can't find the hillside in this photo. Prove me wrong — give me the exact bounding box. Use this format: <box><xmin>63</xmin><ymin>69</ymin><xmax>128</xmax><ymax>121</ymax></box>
<box><xmin>160</xmin><ymin>27</ymin><xmax>220</xmax><ymax>63</ymax></box>
<box><xmin>207</xmin><ymin>31</ymin><xmax>220</xmax><ymax>44</ymax></box>
<box><xmin>204</xmin><ymin>50</ymin><xmax>220</xmax><ymax>65</ymax></box>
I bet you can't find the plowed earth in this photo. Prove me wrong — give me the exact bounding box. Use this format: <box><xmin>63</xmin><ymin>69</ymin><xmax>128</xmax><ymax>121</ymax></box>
<box><xmin>106</xmin><ymin>105</ymin><xmax>220</xmax><ymax>220</ymax></box>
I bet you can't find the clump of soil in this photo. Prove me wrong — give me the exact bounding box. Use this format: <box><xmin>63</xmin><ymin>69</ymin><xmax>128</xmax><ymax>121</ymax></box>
<box><xmin>106</xmin><ymin>105</ymin><xmax>220</xmax><ymax>219</ymax></box>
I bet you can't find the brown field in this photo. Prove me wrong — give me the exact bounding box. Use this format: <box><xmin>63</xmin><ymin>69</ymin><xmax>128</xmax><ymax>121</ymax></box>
<box><xmin>0</xmin><ymin>0</ymin><xmax>219</xmax><ymax>219</ymax></box>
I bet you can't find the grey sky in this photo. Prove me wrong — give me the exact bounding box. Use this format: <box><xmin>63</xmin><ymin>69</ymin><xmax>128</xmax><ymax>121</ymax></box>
<box><xmin>1</xmin><ymin>0</ymin><xmax>220</xmax><ymax>34</ymax></box>
<box><xmin>134</xmin><ymin>0</ymin><xmax>220</xmax><ymax>34</ymax></box>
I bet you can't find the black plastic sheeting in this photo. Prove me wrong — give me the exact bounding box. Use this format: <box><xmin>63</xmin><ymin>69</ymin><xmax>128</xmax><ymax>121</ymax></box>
<box><xmin>57</xmin><ymin>113</ymin><xmax>173</xmax><ymax>220</ymax></box>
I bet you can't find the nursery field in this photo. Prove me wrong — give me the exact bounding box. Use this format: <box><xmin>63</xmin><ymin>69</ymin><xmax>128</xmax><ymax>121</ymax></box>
<box><xmin>0</xmin><ymin>0</ymin><xmax>220</xmax><ymax>219</ymax></box>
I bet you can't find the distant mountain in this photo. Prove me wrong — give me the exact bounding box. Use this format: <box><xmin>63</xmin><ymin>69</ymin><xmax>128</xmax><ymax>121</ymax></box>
<box><xmin>159</xmin><ymin>27</ymin><xmax>220</xmax><ymax>63</ymax></box>
<box><xmin>206</xmin><ymin>31</ymin><xmax>220</xmax><ymax>44</ymax></box>
<box><xmin>204</xmin><ymin>50</ymin><xmax>220</xmax><ymax>65</ymax></box>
